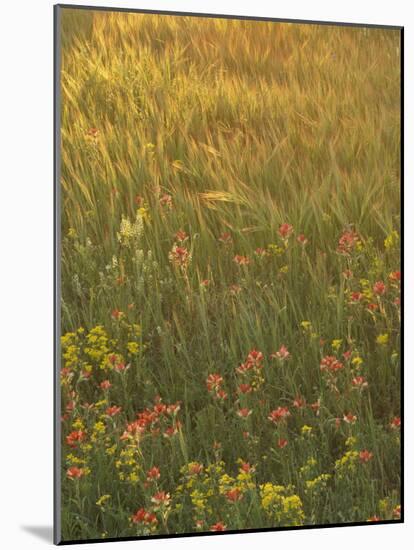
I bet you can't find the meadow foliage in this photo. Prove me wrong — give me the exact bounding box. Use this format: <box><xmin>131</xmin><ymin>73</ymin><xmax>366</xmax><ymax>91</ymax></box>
<box><xmin>59</xmin><ymin>9</ymin><xmax>401</xmax><ymax>541</ymax></box>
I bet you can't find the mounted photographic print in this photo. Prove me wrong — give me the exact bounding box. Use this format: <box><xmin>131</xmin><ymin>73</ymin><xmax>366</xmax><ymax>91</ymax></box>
<box><xmin>54</xmin><ymin>4</ymin><xmax>403</xmax><ymax>544</ymax></box>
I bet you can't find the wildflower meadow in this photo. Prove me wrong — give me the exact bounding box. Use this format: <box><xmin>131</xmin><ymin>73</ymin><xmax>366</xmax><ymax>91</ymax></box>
<box><xmin>57</xmin><ymin>7</ymin><xmax>402</xmax><ymax>542</ymax></box>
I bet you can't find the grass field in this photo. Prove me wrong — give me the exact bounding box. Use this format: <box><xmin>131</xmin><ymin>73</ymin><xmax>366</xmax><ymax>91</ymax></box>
<box><xmin>58</xmin><ymin>8</ymin><xmax>402</xmax><ymax>541</ymax></box>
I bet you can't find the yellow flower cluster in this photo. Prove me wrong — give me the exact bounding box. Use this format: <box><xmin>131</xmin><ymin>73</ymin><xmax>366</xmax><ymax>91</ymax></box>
<box><xmin>305</xmin><ymin>474</ymin><xmax>332</xmax><ymax>495</ymax></box>
<box><xmin>345</xmin><ymin>436</ymin><xmax>357</xmax><ymax>448</ymax></box>
<box><xmin>359</xmin><ymin>279</ymin><xmax>374</xmax><ymax>301</ymax></box>
<box><xmin>127</xmin><ymin>342</ymin><xmax>139</xmax><ymax>355</ymax></box>
<box><xmin>115</xmin><ymin>447</ymin><xmax>142</xmax><ymax>483</ymax></box>
<box><xmin>384</xmin><ymin>230</ymin><xmax>399</xmax><ymax>250</ymax></box>
<box><xmin>85</xmin><ymin>326</ymin><xmax>111</xmax><ymax>365</ymax></box>
<box><xmin>352</xmin><ymin>356</ymin><xmax>363</xmax><ymax>367</ymax></box>
<box><xmin>61</xmin><ymin>322</ymin><xmax>142</xmax><ymax>377</ymax></box>
<box><xmin>376</xmin><ymin>333</ymin><xmax>389</xmax><ymax>345</ymax></box>
<box><xmin>96</xmin><ymin>494</ymin><xmax>111</xmax><ymax>508</ymax></box>
<box><xmin>331</xmin><ymin>339</ymin><xmax>343</xmax><ymax>351</ymax></box>
<box><xmin>259</xmin><ymin>483</ymin><xmax>304</xmax><ymax>526</ymax></box>
<box><xmin>267</xmin><ymin>244</ymin><xmax>285</xmax><ymax>256</ymax></box>
<box><xmin>301</xmin><ymin>425</ymin><xmax>313</xmax><ymax>436</ymax></box>
<box><xmin>91</xmin><ymin>421</ymin><xmax>106</xmax><ymax>443</ymax></box>
<box><xmin>334</xmin><ymin>450</ymin><xmax>359</xmax><ymax>479</ymax></box>
<box><xmin>66</xmin><ymin>453</ymin><xmax>87</xmax><ymax>466</ymax></box>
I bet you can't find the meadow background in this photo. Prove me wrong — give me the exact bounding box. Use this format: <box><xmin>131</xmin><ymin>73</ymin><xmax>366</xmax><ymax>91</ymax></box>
<box><xmin>59</xmin><ymin>8</ymin><xmax>401</xmax><ymax>542</ymax></box>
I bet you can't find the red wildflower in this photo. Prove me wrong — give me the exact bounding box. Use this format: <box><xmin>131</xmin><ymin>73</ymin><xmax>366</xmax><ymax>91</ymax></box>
<box><xmin>169</xmin><ymin>245</ymin><xmax>191</xmax><ymax>270</ymax></box>
<box><xmin>350</xmin><ymin>292</ymin><xmax>363</xmax><ymax>302</ymax></box>
<box><xmin>270</xmin><ymin>345</ymin><xmax>290</xmax><ymax>361</ymax></box>
<box><xmin>343</xmin><ymin>412</ymin><xmax>357</xmax><ymax>424</ymax></box>
<box><xmin>337</xmin><ymin>229</ymin><xmax>359</xmax><ymax>255</ymax></box>
<box><xmin>210</xmin><ymin>522</ymin><xmax>226</xmax><ymax>532</ymax></box>
<box><xmin>246</xmin><ymin>349</ymin><xmax>264</xmax><ymax>366</ymax></box>
<box><xmin>147</xmin><ymin>466</ymin><xmax>161</xmax><ymax>481</ymax></box>
<box><xmin>293</xmin><ymin>396</ymin><xmax>306</xmax><ymax>409</ymax></box>
<box><xmin>175</xmin><ymin>229</ymin><xmax>188</xmax><ymax>242</ymax></box>
<box><xmin>320</xmin><ymin>355</ymin><xmax>344</xmax><ymax>373</ymax></box>
<box><xmin>367</xmin><ymin>516</ymin><xmax>381</xmax><ymax>522</ymax></box>
<box><xmin>188</xmin><ymin>462</ymin><xmax>203</xmax><ymax>475</ymax></box>
<box><xmin>359</xmin><ymin>449</ymin><xmax>374</xmax><ymax>463</ymax></box>
<box><xmin>234</xmin><ymin>255</ymin><xmax>250</xmax><ymax>266</ymax></box>
<box><xmin>277</xmin><ymin>438</ymin><xmax>288</xmax><ymax>449</ymax></box>
<box><xmin>278</xmin><ymin>223</ymin><xmax>294</xmax><ymax>239</ymax></box>
<box><xmin>297</xmin><ymin>233</ymin><xmax>308</xmax><ymax>245</ymax></box>
<box><xmin>352</xmin><ymin>376</ymin><xmax>368</xmax><ymax>389</ymax></box>
<box><xmin>66</xmin><ymin>430</ymin><xmax>86</xmax><ymax>447</ymax></box>
<box><xmin>239</xmin><ymin>462</ymin><xmax>255</xmax><ymax>473</ymax></box>
<box><xmin>390</xmin><ymin>416</ymin><xmax>401</xmax><ymax>429</ymax></box>
<box><xmin>114</xmin><ymin>362</ymin><xmax>127</xmax><ymax>372</ymax></box>
<box><xmin>131</xmin><ymin>508</ymin><xmax>158</xmax><ymax>525</ymax></box>
<box><xmin>236</xmin><ymin>362</ymin><xmax>252</xmax><ymax>375</ymax></box>
<box><xmin>159</xmin><ymin>194</ymin><xmax>173</xmax><ymax>208</ymax></box>
<box><xmin>100</xmin><ymin>380</ymin><xmax>112</xmax><ymax>390</ymax></box>
<box><xmin>373</xmin><ymin>281</ymin><xmax>386</xmax><ymax>295</ymax></box>
<box><xmin>80</xmin><ymin>369</ymin><xmax>92</xmax><ymax>379</ymax></box>
<box><xmin>389</xmin><ymin>271</ymin><xmax>401</xmax><ymax>282</ymax></box>
<box><xmin>255</xmin><ymin>247</ymin><xmax>267</xmax><ymax>257</ymax></box>
<box><xmin>151</xmin><ymin>491</ymin><xmax>170</xmax><ymax>506</ymax></box>
<box><xmin>153</xmin><ymin>403</ymin><xmax>167</xmax><ymax>415</ymax></box>
<box><xmin>206</xmin><ymin>373</ymin><xmax>224</xmax><ymax>392</ymax></box>
<box><xmin>236</xmin><ymin>407</ymin><xmax>252</xmax><ymax>418</ymax></box>
<box><xmin>111</xmin><ymin>308</ymin><xmax>123</xmax><ymax>320</ymax></box>
<box><xmin>218</xmin><ymin>232</ymin><xmax>232</xmax><ymax>245</ymax></box>
<box><xmin>225</xmin><ymin>488</ymin><xmax>243</xmax><ymax>503</ymax></box>
<box><xmin>216</xmin><ymin>389</ymin><xmax>228</xmax><ymax>400</ymax></box>
<box><xmin>67</xmin><ymin>466</ymin><xmax>84</xmax><ymax>479</ymax></box>
<box><xmin>238</xmin><ymin>383</ymin><xmax>253</xmax><ymax>394</ymax></box>
<box><xmin>166</xmin><ymin>402</ymin><xmax>181</xmax><ymax>415</ymax></box>
<box><xmin>393</xmin><ymin>505</ymin><xmax>401</xmax><ymax>519</ymax></box>
<box><xmin>106</xmin><ymin>405</ymin><xmax>121</xmax><ymax>417</ymax></box>
<box><xmin>163</xmin><ymin>423</ymin><xmax>181</xmax><ymax>438</ymax></box>
<box><xmin>268</xmin><ymin>407</ymin><xmax>291</xmax><ymax>424</ymax></box>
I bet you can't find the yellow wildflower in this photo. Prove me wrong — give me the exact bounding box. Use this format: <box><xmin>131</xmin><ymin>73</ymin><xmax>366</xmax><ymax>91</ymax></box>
<box><xmin>96</xmin><ymin>494</ymin><xmax>111</xmax><ymax>508</ymax></box>
<box><xmin>301</xmin><ymin>425</ymin><xmax>313</xmax><ymax>435</ymax></box>
<box><xmin>332</xmin><ymin>339</ymin><xmax>342</xmax><ymax>351</ymax></box>
<box><xmin>127</xmin><ymin>342</ymin><xmax>139</xmax><ymax>355</ymax></box>
<box><xmin>376</xmin><ymin>333</ymin><xmax>389</xmax><ymax>345</ymax></box>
